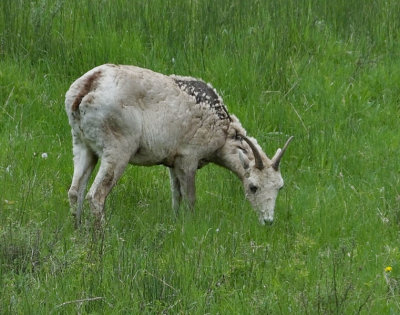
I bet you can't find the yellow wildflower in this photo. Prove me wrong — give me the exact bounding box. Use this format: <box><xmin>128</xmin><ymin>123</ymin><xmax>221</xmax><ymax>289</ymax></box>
<box><xmin>385</xmin><ymin>266</ymin><xmax>392</xmax><ymax>272</ymax></box>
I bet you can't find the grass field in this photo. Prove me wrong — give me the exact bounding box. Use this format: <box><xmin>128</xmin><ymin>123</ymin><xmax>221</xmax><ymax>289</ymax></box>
<box><xmin>1</xmin><ymin>0</ymin><xmax>400</xmax><ymax>313</ymax></box>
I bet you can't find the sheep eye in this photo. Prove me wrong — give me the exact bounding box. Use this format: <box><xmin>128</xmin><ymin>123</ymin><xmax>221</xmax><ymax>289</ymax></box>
<box><xmin>249</xmin><ymin>184</ymin><xmax>258</xmax><ymax>193</ymax></box>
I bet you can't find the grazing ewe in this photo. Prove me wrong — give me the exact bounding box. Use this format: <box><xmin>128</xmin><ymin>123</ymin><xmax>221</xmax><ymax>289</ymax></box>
<box><xmin>65</xmin><ymin>64</ymin><xmax>293</xmax><ymax>226</ymax></box>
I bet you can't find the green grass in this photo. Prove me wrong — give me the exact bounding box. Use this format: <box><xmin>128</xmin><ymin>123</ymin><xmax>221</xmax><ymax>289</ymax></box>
<box><xmin>1</xmin><ymin>0</ymin><xmax>400</xmax><ymax>313</ymax></box>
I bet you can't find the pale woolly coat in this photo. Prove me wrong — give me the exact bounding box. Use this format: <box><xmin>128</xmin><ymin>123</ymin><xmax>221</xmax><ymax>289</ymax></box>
<box><xmin>65</xmin><ymin>64</ymin><xmax>291</xmax><ymax>226</ymax></box>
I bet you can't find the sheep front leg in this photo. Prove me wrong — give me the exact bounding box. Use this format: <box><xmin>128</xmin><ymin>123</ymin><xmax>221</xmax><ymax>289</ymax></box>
<box><xmin>183</xmin><ymin>172</ymin><xmax>196</xmax><ymax>209</ymax></box>
<box><xmin>169</xmin><ymin>168</ymin><xmax>182</xmax><ymax>213</ymax></box>
<box><xmin>172</xmin><ymin>158</ymin><xmax>197</xmax><ymax>211</ymax></box>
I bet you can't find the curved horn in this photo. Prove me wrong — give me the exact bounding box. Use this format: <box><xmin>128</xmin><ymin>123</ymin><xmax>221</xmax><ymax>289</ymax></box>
<box><xmin>272</xmin><ymin>136</ymin><xmax>294</xmax><ymax>170</ymax></box>
<box><xmin>242</xmin><ymin>136</ymin><xmax>264</xmax><ymax>170</ymax></box>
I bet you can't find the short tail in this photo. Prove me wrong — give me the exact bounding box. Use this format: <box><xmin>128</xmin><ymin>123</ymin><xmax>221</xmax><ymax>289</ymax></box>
<box><xmin>71</xmin><ymin>70</ymin><xmax>102</xmax><ymax>112</ymax></box>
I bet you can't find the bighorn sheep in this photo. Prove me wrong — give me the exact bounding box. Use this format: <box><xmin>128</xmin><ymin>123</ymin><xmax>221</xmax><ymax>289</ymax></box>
<box><xmin>65</xmin><ymin>64</ymin><xmax>293</xmax><ymax>226</ymax></box>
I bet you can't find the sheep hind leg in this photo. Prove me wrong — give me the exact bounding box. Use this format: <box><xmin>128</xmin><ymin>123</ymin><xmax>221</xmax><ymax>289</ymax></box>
<box><xmin>86</xmin><ymin>150</ymin><xmax>131</xmax><ymax>227</ymax></box>
<box><xmin>68</xmin><ymin>142</ymin><xmax>98</xmax><ymax>228</ymax></box>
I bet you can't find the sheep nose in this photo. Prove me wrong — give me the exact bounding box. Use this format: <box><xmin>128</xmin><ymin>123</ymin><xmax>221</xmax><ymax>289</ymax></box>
<box><xmin>263</xmin><ymin>218</ymin><xmax>274</xmax><ymax>226</ymax></box>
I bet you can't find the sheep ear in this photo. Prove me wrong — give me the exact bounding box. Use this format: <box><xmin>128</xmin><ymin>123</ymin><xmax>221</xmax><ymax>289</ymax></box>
<box><xmin>238</xmin><ymin>149</ymin><xmax>249</xmax><ymax>170</ymax></box>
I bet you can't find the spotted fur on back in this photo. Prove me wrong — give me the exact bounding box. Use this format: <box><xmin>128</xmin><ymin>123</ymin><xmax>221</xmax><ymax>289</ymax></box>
<box><xmin>173</xmin><ymin>79</ymin><xmax>231</xmax><ymax>121</ymax></box>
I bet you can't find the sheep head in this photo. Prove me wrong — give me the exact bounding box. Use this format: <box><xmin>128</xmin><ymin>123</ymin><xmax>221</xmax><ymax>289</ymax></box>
<box><xmin>238</xmin><ymin>136</ymin><xmax>293</xmax><ymax>225</ymax></box>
